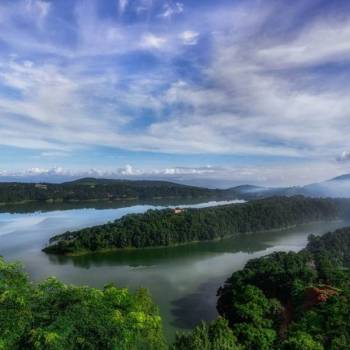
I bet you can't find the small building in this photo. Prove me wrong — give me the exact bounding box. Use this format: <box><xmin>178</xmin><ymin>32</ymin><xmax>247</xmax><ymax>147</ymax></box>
<box><xmin>172</xmin><ymin>207</ymin><xmax>184</xmax><ymax>214</ymax></box>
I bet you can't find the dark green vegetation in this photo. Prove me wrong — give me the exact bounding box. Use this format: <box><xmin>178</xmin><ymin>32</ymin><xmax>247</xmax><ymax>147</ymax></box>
<box><xmin>0</xmin><ymin>178</ymin><xmax>231</xmax><ymax>206</ymax></box>
<box><xmin>43</xmin><ymin>196</ymin><xmax>349</xmax><ymax>255</ymax></box>
<box><xmin>0</xmin><ymin>257</ymin><xmax>165</xmax><ymax>350</ymax></box>
<box><xmin>174</xmin><ymin>227</ymin><xmax>350</xmax><ymax>350</ymax></box>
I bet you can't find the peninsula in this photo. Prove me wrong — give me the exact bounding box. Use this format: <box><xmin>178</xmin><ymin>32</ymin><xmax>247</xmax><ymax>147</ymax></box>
<box><xmin>43</xmin><ymin>196</ymin><xmax>349</xmax><ymax>255</ymax></box>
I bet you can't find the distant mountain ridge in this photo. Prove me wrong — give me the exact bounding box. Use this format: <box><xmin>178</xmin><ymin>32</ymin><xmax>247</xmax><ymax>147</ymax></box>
<box><xmin>328</xmin><ymin>174</ymin><xmax>350</xmax><ymax>182</ymax></box>
<box><xmin>1</xmin><ymin>173</ymin><xmax>350</xmax><ymax>206</ymax></box>
<box><xmin>0</xmin><ymin>178</ymin><xmax>232</xmax><ymax>206</ymax></box>
<box><xmin>67</xmin><ymin>174</ymin><xmax>350</xmax><ymax>200</ymax></box>
<box><xmin>64</xmin><ymin>177</ymin><xmax>194</xmax><ymax>188</ymax></box>
<box><xmin>233</xmin><ymin>173</ymin><xmax>350</xmax><ymax>199</ymax></box>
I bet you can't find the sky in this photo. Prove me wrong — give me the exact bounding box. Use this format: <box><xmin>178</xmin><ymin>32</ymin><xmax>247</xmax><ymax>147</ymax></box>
<box><xmin>1</xmin><ymin>0</ymin><xmax>350</xmax><ymax>187</ymax></box>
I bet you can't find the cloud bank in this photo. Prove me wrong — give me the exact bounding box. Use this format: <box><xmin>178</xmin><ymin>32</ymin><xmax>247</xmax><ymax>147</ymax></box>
<box><xmin>1</xmin><ymin>160</ymin><xmax>348</xmax><ymax>188</ymax></box>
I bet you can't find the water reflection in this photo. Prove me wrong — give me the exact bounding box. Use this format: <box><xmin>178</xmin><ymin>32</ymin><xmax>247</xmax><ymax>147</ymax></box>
<box><xmin>0</xmin><ymin>197</ymin><xmax>242</xmax><ymax>214</ymax></box>
<box><xmin>171</xmin><ymin>278</ymin><xmax>221</xmax><ymax>329</ymax></box>
<box><xmin>47</xmin><ymin>235</ymin><xmax>269</xmax><ymax>268</ymax></box>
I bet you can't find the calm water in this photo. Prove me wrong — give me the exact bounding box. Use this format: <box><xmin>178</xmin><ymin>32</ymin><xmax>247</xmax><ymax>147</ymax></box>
<box><xmin>0</xmin><ymin>200</ymin><xmax>347</xmax><ymax>342</ymax></box>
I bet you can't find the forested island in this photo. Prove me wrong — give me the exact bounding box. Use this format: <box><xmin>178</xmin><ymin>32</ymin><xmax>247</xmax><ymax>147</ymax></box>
<box><xmin>3</xmin><ymin>226</ymin><xmax>350</xmax><ymax>349</ymax></box>
<box><xmin>0</xmin><ymin>178</ymin><xmax>232</xmax><ymax>205</ymax></box>
<box><xmin>43</xmin><ymin>196</ymin><xmax>350</xmax><ymax>255</ymax></box>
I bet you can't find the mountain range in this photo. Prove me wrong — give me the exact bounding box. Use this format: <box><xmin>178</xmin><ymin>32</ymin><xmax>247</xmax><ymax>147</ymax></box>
<box><xmin>230</xmin><ymin>174</ymin><xmax>350</xmax><ymax>199</ymax></box>
<box><xmin>1</xmin><ymin>174</ymin><xmax>350</xmax><ymax>207</ymax></box>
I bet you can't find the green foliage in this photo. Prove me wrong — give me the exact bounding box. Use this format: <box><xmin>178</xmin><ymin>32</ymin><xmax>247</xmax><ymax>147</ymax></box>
<box><xmin>0</xmin><ymin>257</ymin><xmax>165</xmax><ymax>350</ymax></box>
<box><xmin>0</xmin><ymin>259</ymin><xmax>32</xmax><ymax>350</ymax></box>
<box><xmin>173</xmin><ymin>317</ymin><xmax>241</xmax><ymax>350</ymax></box>
<box><xmin>232</xmin><ymin>323</ymin><xmax>276</xmax><ymax>350</ymax></box>
<box><xmin>217</xmin><ymin>251</ymin><xmax>316</xmax><ymax>325</ymax></box>
<box><xmin>307</xmin><ymin>228</ymin><xmax>350</xmax><ymax>285</ymax></box>
<box><xmin>216</xmin><ymin>282</ymin><xmax>281</xmax><ymax>349</ymax></box>
<box><xmin>286</xmin><ymin>291</ymin><xmax>350</xmax><ymax>350</ymax></box>
<box><xmin>44</xmin><ymin>196</ymin><xmax>344</xmax><ymax>254</ymax></box>
<box><xmin>280</xmin><ymin>331</ymin><xmax>324</xmax><ymax>350</ymax></box>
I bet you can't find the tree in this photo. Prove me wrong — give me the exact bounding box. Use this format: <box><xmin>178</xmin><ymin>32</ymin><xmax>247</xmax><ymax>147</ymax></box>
<box><xmin>0</xmin><ymin>257</ymin><xmax>166</xmax><ymax>350</ymax></box>
<box><xmin>173</xmin><ymin>317</ymin><xmax>241</xmax><ymax>350</ymax></box>
<box><xmin>281</xmin><ymin>331</ymin><xmax>324</xmax><ymax>350</ymax></box>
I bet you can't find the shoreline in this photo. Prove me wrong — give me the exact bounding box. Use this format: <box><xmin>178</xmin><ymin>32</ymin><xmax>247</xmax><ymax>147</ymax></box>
<box><xmin>0</xmin><ymin>195</ymin><xmax>238</xmax><ymax>207</ymax></box>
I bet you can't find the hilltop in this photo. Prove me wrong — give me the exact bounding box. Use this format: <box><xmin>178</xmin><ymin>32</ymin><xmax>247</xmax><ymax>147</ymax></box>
<box><xmin>2</xmin><ymin>172</ymin><xmax>350</xmax><ymax>207</ymax></box>
<box><xmin>0</xmin><ymin>178</ymin><xmax>231</xmax><ymax>205</ymax></box>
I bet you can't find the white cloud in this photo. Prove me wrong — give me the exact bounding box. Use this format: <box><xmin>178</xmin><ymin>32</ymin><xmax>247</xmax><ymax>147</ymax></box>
<box><xmin>40</xmin><ymin>151</ymin><xmax>70</xmax><ymax>157</ymax></box>
<box><xmin>159</xmin><ymin>2</ymin><xmax>184</xmax><ymax>18</ymax></box>
<box><xmin>180</xmin><ymin>31</ymin><xmax>199</xmax><ymax>45</ymax></box>
<box><xmin>117</xmin><ymin>164</ymin><xmax>143</xmax><ymax>175</ymax></box>
<box><xmin>257</xmin><ymin>19</ymin><xmax>350</xmax><ymax>68</ymax></box>
<box><xmin>135</xmin><ymin>0</ymin><xmax>152</xmax><ymax>15</ymax></box>
<box><xmin>337</xmin><ymin>151</ymin><xmax>350</xmax><ymax>162</ymax></box>
<box><xmin>141</xmin><ymin>33</ymin><xmax>167</xmax><ymax>49</ymax></box>
<box><xmin>0</xmin><ymin>0</ymin><xmax>350</xmax><ymax>181</ymax></box>
<box><xmin>25</xmin><ymin>0</ymin><xmax>50</xmax><ymax>20</ymax></box>
<box><xmin>1</xmin><ymin>161</ymin><xmax>350</xmax><ymax>187</ymax></box>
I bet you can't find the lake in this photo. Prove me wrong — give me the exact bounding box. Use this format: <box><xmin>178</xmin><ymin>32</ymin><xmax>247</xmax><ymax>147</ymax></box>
<box><xmin>0</xmin><ymin>200</ymin><xmax>347</xmax><ymax>343</ymax></box>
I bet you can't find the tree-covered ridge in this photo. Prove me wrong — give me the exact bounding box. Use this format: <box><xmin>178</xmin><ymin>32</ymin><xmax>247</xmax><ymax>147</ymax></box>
<box><xmin>43</xmin><ymin>196</ymin><xmax>347</xmax><ymax>255</ymax></box>
<box><xmin>174</xmin><ymin>227</ymin><xmax>350</xmax><ymax>350</ymax></box>
<box><xmin>0</xmin><ymin>257</ymin><xmax>165</xmax><ymax>350</ymax></box>
<box><xmin>0</xmin><ymin>178</ymin><xmax>230</xmax><ymax>205</ymax></box>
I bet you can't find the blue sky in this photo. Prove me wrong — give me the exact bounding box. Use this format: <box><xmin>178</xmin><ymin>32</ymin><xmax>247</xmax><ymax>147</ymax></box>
<box><xmin>1</xmin><ymin>0</ymin><xmax>350</xmax><ymax>186</ymax></box>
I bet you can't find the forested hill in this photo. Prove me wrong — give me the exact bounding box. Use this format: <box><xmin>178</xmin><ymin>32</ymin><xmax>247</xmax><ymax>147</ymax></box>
<box><xmin>0</xmin><ymin>177</ymin><xmax>231</xmax><ymax>205</ymax></box>
<box><xmin>175</xmin><ymin>227</ymin><xmax>350</xmax><ymax>350</ymax></box>
<box><xmin>43</xmin><ymin>196</ymin><xmax>350</xmax><ymax>255</ymax></box>
<box><xmin>3</xmin><ymin>172</ymin><xmax>350</xmax><ymax>206</ymax></box>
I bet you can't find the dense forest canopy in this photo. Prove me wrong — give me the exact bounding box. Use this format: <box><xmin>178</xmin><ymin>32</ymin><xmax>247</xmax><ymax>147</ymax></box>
<box><xmin>174</xmin><ymin>227</ymin><xmax>350</xmax><ymax>350</ymax></box>
<box><xmin>0</xmin><ymin>178</ymin><xmax>232</xmax><ymax>205</ymax></box>
<box><xmin>43</xmin><ymin>196</ymin><xmax>350</xmax><ymax>255</ymax></box>
<box><xmin>0</xmin><ymin>257</ymin><xmax>165</xmax><ymax>350</ymax></box>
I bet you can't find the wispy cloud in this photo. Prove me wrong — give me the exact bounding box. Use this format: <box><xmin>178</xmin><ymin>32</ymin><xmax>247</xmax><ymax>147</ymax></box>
<box><xmin>159</xmin><ymin>2</ymin><xmax>184</xmax><ymax>18</ymax></box>
<box><xmin>257</xmin><ymin>19</ymin><xmax>350</xmax><ymax>68</ymax></box>
<box><xmin>141</xmin><ymin>33</ymin><xmax>167</xmax><ymax>49</ymax></box>
<box><xmin>337</xmin><ymin>151</ymin><xmax>350</xmax><ymax>162</ymax></box>
<box><xmin>0</xmin><ymin>0</ymin><xmax>350</xmax><ymax>184</ymax></box>
<box><xmin>180</xmin><ymin>31</ymin><xmax>199</xmax><ymax>45</ymax></box>
<box><xmin>1</xmin><ymin>161</ymin><xmax>348</xmax><ymax>187</ymax></box>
